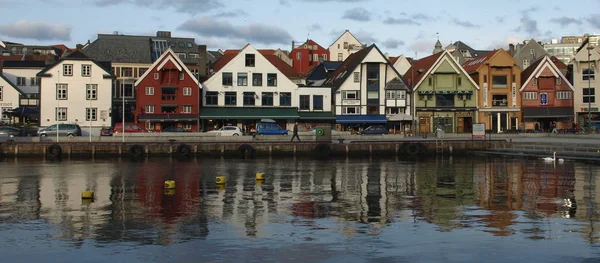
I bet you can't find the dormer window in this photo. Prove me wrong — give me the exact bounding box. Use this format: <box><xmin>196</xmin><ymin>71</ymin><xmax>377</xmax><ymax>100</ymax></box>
<box><xmin>245</xmin><ymin>54</ymin><xmax>255</xmax><ymax>67</ymax></box>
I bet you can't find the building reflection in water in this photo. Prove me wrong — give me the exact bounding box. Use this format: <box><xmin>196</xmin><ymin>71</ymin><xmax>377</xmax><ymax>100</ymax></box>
<box><xmin>0</xmin><ymin>156</ymin><xmax>599</xmax><ymax>246</ymax></box>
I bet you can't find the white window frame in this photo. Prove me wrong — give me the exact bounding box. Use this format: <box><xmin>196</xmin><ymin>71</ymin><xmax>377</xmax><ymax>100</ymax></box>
<box><xmin>342</xmin><ymin>91</ymin><xmax>358</xmax><ymax>99</ymax></box>
<box><xmin>322</xmin><ymin>54</ymin><xmax>327</xmax><ymax>61</ymax></box>
<box><xmin>0</xmin><ymin>86</ymin><xmax>2</xmax><ymax>101</ymax></box>
<box><xmin>296</xmin><ymin>52</ymin><xmax>302</xmax><ymax>60</ymax></box>
<box><xmin>342</xmin><ymin>106</ymin><xmax>360</xmax><ymax>115</ymax></box>
<box><xmin>523</xmin><ymin>59</ymin><xmax>529</xmax><ymax>69</ymax></box>
<box><xmin>29</xmin><ymin>77</ymin><xmax>40</xmax><ymax>86</ymax></box>
<box><xmin>145</xmin><ymin>104</ymin><xmax>154</xmax><ymax>113</ymax></box>
<box><xmin>86</xmin><ymin>84</ymin><xmax>97</xmax><ymax>100</ymax></box>
<box><xmin>55</xmin><ymin>107</ymin><xmax>67</xmax><ymax>121</ymax></box>
<box><xmin>523</xmin><ymin>92</ymin><xmax>537</xmax><ymax>100</ymax></box>
<box><xmin>145</xmin><ymin>87</ymin><xmax>154</xmax><ymax>95</ymax></box>
<box><xmin>533</xmin><ymin>78</ymin><xmax>538</xmax><ymax>85</ymax></box>
<box><xmin>179</xmin><ymin>72</ymin><xmax>184</xmax><ymax>80</ymax></box>
<box><xmin>154</xmin><ymin>73</ymin><xmax>159</xmax><ymax>80</ymax></box>
<box><xmin>183</xmin><ymin>105</ymin><xmax>192</xmax><ymax>113</ymax></box>
<box><xmin>556</xmin><ymin>91</ymin><xmax>571</xmax><ymax>100</ymax></box>
<box><xmin>313</xmin><ymin>54</ymin><xmax>318</xmax><ymax>62</ymax></box>
<box><xmin>183</xmin><ymin>87</ymin><xmax>192</xmax><ymax>96</ymax></box>
<box><xmin>556</xmin><ymin>77</ymin><xmax>562</xmax><ymax>85</ymax></box>
<box><xmin>56</xmin><ymin>83</ymin><xmax>68</xmax><ymax>100</ymax></box>
<box><xmin>16</xmin><ymin>77</ymin><xmax>26</xmax><ymax>86</ymax></box>
<box><xmin>353</xmin><ymin>72</ymin><xmax>360</xmax><ymax>82</ymax></box>
<box><xmin>583</xmin><ymin>68</ymin><xmax>595</xmax><ymax>81</ymax></box>
<box><xmin>82</xmin><ymin>64</ymin><xmax>92</xmax><ymax>77</ymax></box>
<box><xmin>63</xmin><ymin>64</ymin><xmax>73</xmax><ymax>76</ymax></box>
<box><xmin>86</xmin><ymin>107</ymin><xmax>97</xmax><ymax>121</ymax></box>
<box><xmin>338</xmin><ymin>53</ymin><xmax>343</xmax><ymax>61</ymax></box>
<box><xmin>183</xmin><ymin>123</ymin><xmax>192</xmax><ymax>130</ymax></box>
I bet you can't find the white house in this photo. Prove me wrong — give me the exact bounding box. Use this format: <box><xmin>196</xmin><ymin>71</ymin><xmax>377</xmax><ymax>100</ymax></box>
<box><xmin>0</xmin><ymin>75</ymin><xmax>25</xmax><ymax>122</ymax></box>
<box><xmin>201</xmin><ymin>43</ymin><xmax>332</xmax><ymax>130</ymax></box>
<box><xmin>37</xmin><ymin>50</ymin><xmax>113</xmax><ymax>135</ymax></box>
<box><xmin>1</xmin><ymin>61</ymin><xmax>46</xmax><ymax>108</ymax></box>
<box><xmin>328</xmin><ymin>30</ymin><xmax>363</xmax><ymax>62</ymax></box>
<box><xmin>390</xmin><ymin>55</ymin><xmax>412</xmax><ymax>76</ymax></box>
<box><xmin>324</xmin><ymin>44</ymin><xmax>410</xmax><ymax>128</ymax></box>
<box><xmin>571</xmin><ymin>38</ymin><xmax>600</xmax><ymax>126</ymax></box>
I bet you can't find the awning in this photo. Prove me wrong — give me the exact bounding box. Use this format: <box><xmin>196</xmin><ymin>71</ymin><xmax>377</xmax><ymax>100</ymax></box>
<box><xmin>336</xmin><ymin>115</ymin><xmax>387</xmax><ymax>124</ymax></box>
<box><xmin>298</xmin><ymin>111</ymin><xmax>335</xmax><ymax>120</ymax></box>
<box><xmin>9</xmin><ymin>107</ymin><xmax>39</xmax><ymax>117</ymax></box>
<box><xmin>522</xmin><ymin>108</ymin><xmax>574</xmax><ymax>118</ymax></box>
<box><xmin>138</xmin><ymin>113</ymin><xmax>197</xmax><ymax>121</ymax></box>
<box><xmin>200</xmin><ymin>107</ymin><xmax>299</xmax><ymax>119</ymax></box>
<box><xmin>387</xmin><ymin>113</ymin><xmax>412</xmax><ymax>121</ymax></box>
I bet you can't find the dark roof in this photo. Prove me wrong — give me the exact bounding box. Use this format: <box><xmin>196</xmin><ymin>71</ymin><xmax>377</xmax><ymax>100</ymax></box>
<box><xmin>520</xmin><ymin>56</ymin><xmax>545</xmax><ymax>85</ymax></box>
<box><xmin>0</xmin><ymin>74</ymin><xmax>25</xmax><ymax>95</ymax></box>
<box><xmin>324</xmin><ymin>45</ymin><xmax>373</xmax><ymax>87</ymax></box>
<box><xmin>403</xmin><ymin>51</ymin><xmax>445</xmax><ymax>88</ymax></box>
<box><xmin>63</xmin><ymin>50</ymin><xmax>89</xmax><ymax>59</ymax></box>
<box><xmin>2</xmin><ymin>60</ymin><xmax>46</xmax><ymax>68</ymax></box>
<box><xmin>306</xmin><ymin>61</ymin><xmax>342</xmax><ymax>82</ymax></box>
<box><xmin>550</xmin><ymin>56</ymin><xmax>567</xmax><ymax>70</ymax></box>
<box><xmin>576</xmin><ymin>37</ymin><xmax>590</xmax><ymax>54</ymax></box>
<box><xmin>385</xmin><ymin>78</ymin><xmax>405</xmax><ymax>90</ymax></box>
<box><xmin>83</xmin><ymin>34</ymin><xmax>153</xmax><ymax>64</ymax></box>
<box><xmin>37</xmin><ymin>53</ymin><xmax>113</xmax><ymax>77</ymax></box>
<box><xmin>453</xmin><ymin>41</ymin><xmax>492</xmax><ymax>58</ymax></box>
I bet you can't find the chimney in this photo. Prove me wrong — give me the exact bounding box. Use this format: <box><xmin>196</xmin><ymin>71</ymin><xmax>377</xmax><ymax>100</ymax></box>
<box><xmin>157</xmin><ymin>31</ymin><xmax>171</xmax><ymax>38</ymax></box>
<box><xmin>76</xmin><ymin>44</ymin><xmax>83</xmax><ymax>51</ymax></box>
<box><xmin>292</xmin><ymin>40</ymin><xmax>295</xmax><ymax>51</ymax></box>
<box><xmin>509</xmin><ymin>44</ymin><xmax>515</xmax><ymax>55</ymax></box>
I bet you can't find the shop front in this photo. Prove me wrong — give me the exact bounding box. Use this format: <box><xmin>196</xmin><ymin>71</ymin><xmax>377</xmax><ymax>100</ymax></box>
<box><xmin>416</xmin><ymin>108</ymin><xmax>477</xmax><ymax>134</ymax></box>
<box><xmin>522</xmin><ymin>108</ymin><xmax>574</xmax><ymax>132</ymax></box>
<box><xmin>137</xmin><ymin>114</ymin><xmax>199</xmax><ymax>132</ymax></box>
<box><xmin>335</xmin><ymin>115</ymin><xmax>387</xmax><ymax>133</ymax></box>
<box><xmin>199</xmin><ymin>107</ymin><xmax>299</xmax><ymax>132</ymax></box>
<box><xmin>577</xmin><ymin>107</ymin><xmax>600</xmax><ymax>129</ymax></box>
<box><xmin>478</xmin><ymin>109</ymin><xmax>521</xmax><ymax>133</ymax></box>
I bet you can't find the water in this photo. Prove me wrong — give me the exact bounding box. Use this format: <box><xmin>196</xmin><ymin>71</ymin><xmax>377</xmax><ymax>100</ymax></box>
<box><xmin>0</xmin><ymin>156</ymin><xmax>600</xmax><ymax>263</ymax></box>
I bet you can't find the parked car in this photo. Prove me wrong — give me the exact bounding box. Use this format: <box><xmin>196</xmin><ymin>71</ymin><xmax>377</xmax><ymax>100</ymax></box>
<box><xmin>207</xmin><ymin>126</ymin><xmax>242</xmax><ymax>136</ymax></box>
<box><xmin>0</xmin><ymin>126</ymin><xmax>22</xmax><ymax>137</ymax></box>
<box><xmin>359</xmin><ymin>125</ymin><xmax>388</xmax><ymax>135</ymax></box>
<box><xmin>100</xmin><ymin>127</ymin><xmax>113</xmax><ymax>136</ymax></box>
<box><xmin>113</xmin><ymin>123</ymin><xmax>149</xmax><ymax>134</ymax></box>
<box><xmin>163</xmin><ymin>127</ymin><xmax>189</xmax><ymax>133</ymax></box>
<box><xmin>37</xmin><ymin>124</ymin><xmax>82</xmax><ymax>137</ymax></box>
<box><xmin>256</xmin><ymin>122</ymin><xmax>288</xmax><ymax>135</ymax></box>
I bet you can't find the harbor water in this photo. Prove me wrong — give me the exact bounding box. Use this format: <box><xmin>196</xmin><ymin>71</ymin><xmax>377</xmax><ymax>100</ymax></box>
<box><xmin>0</xmin><ymin>156</ymin><xmax>599</xmax><ymax>262</ymax></box>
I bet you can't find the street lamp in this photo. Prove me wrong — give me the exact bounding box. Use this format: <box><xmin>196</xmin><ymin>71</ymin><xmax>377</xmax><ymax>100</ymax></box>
<box><xmin>587</xmin><ymin>45</ymin><xmax>595</xmax><ymax>128</ymax></box>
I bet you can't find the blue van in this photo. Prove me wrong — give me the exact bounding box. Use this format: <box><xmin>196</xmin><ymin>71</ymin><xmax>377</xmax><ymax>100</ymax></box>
<box><xmin>256</xmin><ymin>121</ymin><xmax>288</xmax><ymax>135</ymax></box>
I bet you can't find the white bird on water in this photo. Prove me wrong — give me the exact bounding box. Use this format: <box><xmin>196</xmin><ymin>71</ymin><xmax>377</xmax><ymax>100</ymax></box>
<box><xmin>541</xmin><ymin>152</ymin><xmax>564</xmax><ymax>162</ymax></box>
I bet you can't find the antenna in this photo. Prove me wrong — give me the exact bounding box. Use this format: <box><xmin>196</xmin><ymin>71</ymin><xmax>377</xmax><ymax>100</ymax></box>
<box><xmin>436</xmin><ymin>32</ymin><xmax>439</xmax><ymax>40</ymax></box>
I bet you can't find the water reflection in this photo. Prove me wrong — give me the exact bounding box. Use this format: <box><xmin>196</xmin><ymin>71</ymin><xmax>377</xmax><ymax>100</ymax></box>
<box><xmin>0</xmin><ymin>156</ymin><xmax>599</xmax><ymax>254</ymax></box>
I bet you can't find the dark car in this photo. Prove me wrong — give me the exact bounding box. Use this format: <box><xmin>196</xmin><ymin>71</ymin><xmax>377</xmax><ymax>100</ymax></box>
<box><xmin>100</xmin><ymin>127</ymin><xmax>113</xmax><ymax>136</ymax></box>
<box><xmin>359</xmin><ymin>125</ymin><xmax>388</xmax><ymax>135</ymax></box>
<box><xmin>0</xmin><ymin>126</ymin><xmax>22</xmax><ymax>137</ymax></box>
<box><xmin>163</xmin><ymin>127</ymin><xmax>189</xmax><ymax>132</ymax></box>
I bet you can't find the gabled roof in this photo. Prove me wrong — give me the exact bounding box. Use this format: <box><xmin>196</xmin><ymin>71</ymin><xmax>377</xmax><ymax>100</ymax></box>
<box><xmin>452</xmin><ymin>41</ymin><xmax>492</xmax><ymax>58</ymax></box>
<box><xmin>263</xmin><ymin>55</ymin><xmax>302</xmax><ymax>79</ymax></box>
<box><xmin>223</xmin><ymin>49</ymin><xmax>276</xmax><ymax>56</ymax></box>
<box><xmin>328</xmin><ymin>30</ymin><xmax>362</xmax><ymax>49</ymax></box>
<box><xmin>37</xmin><ymin>50</ymin><xmax>113</xmax><ymax>77</ymax></box>
<box><xmin>520</xmin><ymin>55</ymin><xmax>574</xmax><ymax>91</ymax></box>
<box><xmin>0</xmin><ymin>74</ymin><xmax>26</xmax><ymax>95</ymax></box>
<box><xmin>135</xmin><ymin>48</ymin><xmax>199</xmax><ymax>87</ymax></box>
<box><xmin>462</xmin><ymin>50</ymin><xmax>499</xmax><ymax>73</ymax></box>
<box><xmin>404</xmin><ymin>50</ymin><xmax>479</xmax><ymax>91</ymax></box>
<box><xmin>211</xmin><ymin>54</ymin><xmax>236</xmax><ymax>72</ymax></box>
<box><xmin>512</xmin><ymin>39</ymin><xmax>545</xmax><ymax>59</ymax></box>
<box><xmin>2</xmin><ymin>60</ymin><xmax>46</xmax><ymax>68</ymax></box>
<box><xmin>306</xmin><ymin>61</ymin><xmax>342</xmax><ymax>82</ymax></box>
<box><xmin>576</xmin><ymin>37</ymin><xmax>590</xmax><ymax>54</ymax></box>
<box><xmin>389</xmin><ymin>56</ymin><xmax>399</xmax><ymax>64</ymax></box>
<box><xmin>549</xmin><ymin>56</ymin><xmax>567</xmax><ymax>70</ymax></box>
<box><xmin>292</xmin><ymin>39</ymin><xmax>327</xmax><ymax>52</ymax></box>
<box><xmin>83</xmin><ymin>34</ymin><xmax>153</xmax><ymax>64</ymax></box>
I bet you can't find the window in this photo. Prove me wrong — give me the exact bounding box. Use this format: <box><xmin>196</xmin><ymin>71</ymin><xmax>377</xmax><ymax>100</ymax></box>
<box><xmin>82</xmin><ymin>64</ymin><xmax>91</xmax><ymax>77</ymax></box>
<box><xmin>492</xmin><ymin>94</ymin><xmax>508</xmax><ymax>106</ymax></box>
<box><xmin>179</xmin><ymin>72</ymin><xmax>184</xmax><ymax>80</ymax></box>
<box><xmin>344</xmin><ymin>42</ymin><xmax>348</xmax><ymax>48</ymax></box>
<box><xmin>139</xmin><ymin>68</ymin><xmax>149</xmax><ymax>76</ymax></box>
<box><xmin>86</xmin><ymin>84</ymin><xmax>97</xmax><ymax>100</ymax></box>
<box><xmin>55</xmin><ymin>107</ymin><xmax>67</xmax><ymax>121</ymax></box>
<box><xmin>225</xmin><ymin>92</ymin><xmax>237</xmax><ymax>105</ymax></box>
<box><xmin>299</xmin><ymin>95</ymin><xmax>310</xmax><ymax>110</ymax></box>
<box><xmin>56</xmin><ymin>84</ymin><xmax>68</xmax><ymax>100</ymax></box>
<box><xmin>280</xmin><ymin>92</ymin><xmax>291</xmax><ymax>106</ymax></box>
<box><xmin>243</xmin><ymin>92</ymin><xmax>255</xmax><ymax>106</ymax></box>
<box><xmin>205</xmin><ymin>91</ymin><xmax>218</xmax><ymax>105</ymax></box>
<box><xmin>342</xmin><ymin>106</ymin><xmax>359</xmax><ymax>114</ymax></box>
<box><xmin>557</xmin><ymin>91</ymin><xmax>571</xmax><ymax>99</ymax></box>
<box><xmin>457</xmin><ymin>77</ymin><xmax>462</xmax><ymax>86</ymax></box>
<box><xmin>338</xmin><ymin>53</ymin><xmax>343</xmax><ymax>61</ymax></box>
<box><xmin>189</xmin><ymin>53</ymin><xmax>199</xmax><ymax>58</ymax></box>
<box><xmin>0</xmin><ymin>86</ymin><xmax>2</xmax><ymax>100</ymax></box>
<box><xmin>353</xmin><ymin>72</ymin><xmax>360</xmax><ymax>82</ymax></box>
<box><xmin>245</xmin><ymin>54</ymin><xmax>255</xmax><ymax>67</ymax></box>
<box><xmin>183</xmin><ymin>123</ymin><xmax>192</xmax><ymax>130</ymax></box>
<box><xmin>252</xmin><ymin>73</ymin><xmax>262</xmax><ymax>86</ymax></box>
<box><xmin>309</xmin><ymin>54</ymin><xmax>312</xmax><ymax>61</ymax></box>
<box><xmin>121</xmin><ymin>67</ymin><xmax>132</xmax><ymax>77</ymax></box>
<box><xmin>179</xmin><ymin>42</ymin><xmax>185</xmax><ymax>48</ymax></box>
<box><xmin>583</xmin><ymin>68</ymin><xmax>595</xmax><ymax>81</ymax></box>
<box><xmin>146</xmin><ymin>121</ymin><xmax>152</xmax><ymax>130</ymax></box>
<box><xmin>145</xmin><ymin>87</ymin><xmax>154</xmax><ymax>95</ymax></box>
<box><xmin>63</xmin><ymin>64</ymin><xmax>73</xmax><ymax>76</ymax></box>
<box><xmin>183</xmin><ymin>87</ymin><xmax>192</xmax><ymax>96</ymax></box>
<box><xmin>145</xmin><ymin>104</ymin><xmax>154</xmax><ymax>113</ymax></box>
<box><xmin>16</xmin><ymin>77</ymin><xmax>26</xmax><ymax>86</ymax></box>
<box><xmin>313</xmin><ymin>95</ymin><xmax>323</xmax><ymax>110</ymax></box>
<box><xmin>556</xmin><ymin>77</ymin><xmax>562</xmax><ymax>85</ymax></box>
<box><xmin>267</xmin><ymin>73</ymin><xmax>277</xmax><ymax>86</ymax></box>
<box><xmin>154</xmin><ymin>73</ymin><xmax>159</xmax><ymax>80</ymax></box>
<box><xmin>296</xmin><ymin>52</ymin><xmax>302</xmax><ymax>60</ymax></box>
<box><xmin>313</xmin><ymin>54</ymin><xmax>318</xmax><ymax>62</ymax></box>
<box><xmin>484</xmin><ymin>75</ymin><xmax>487</xmax><ymax>83</ymax></box>
<box><xmin>523</xmin><ymin>59</ymin><xmax>529</xmax><ymax>69</ymax></box>
<box><xmin>342</xmin><ymin>91</ymin><xmax>358</xmax><ymax>99</ymax></box>
<box><xmin>322</xmin><ymin>54</ymin><xmax>327</xmax><ymax>61</ymax></box>
<box><xmin>386</xmin><ymin>107</ymin><xmax>400</xmax><ymax>115</ymax></box>
<box><xmin>122</xmin><ymin>83</ymin><xmax>134</xmax><ymax>98</ymax></box>
<box><xmin>222</xmin><ymin>72</ymin><xmax>233</xmax><ymax>85</ymax></box>
<box><xmin>492</xmin><ymin>75</ymin><xmax>508</xmax><ymax>88</ymax></box>
<box><xmin>533</xmin><ymin>78</ymin><xmax>538</xmax><ymax>85</ymax></box>
<box><xmin>386</xmin><ymin>90</ymin><xmax>406</xmax><ymax>99</ymax></box>
<box><xmin>86</xmin><ymin>108</ymin><xmax>97</xmax><ymax>121</ymax></box>
<box><xmin>435</xmin><ymin>94</ymin><xmax>455</xmax><ymax>107</ymax></box>
<box><xmin>428</xmin><ymin>77</ymin><xmax>432</xmax><ymax>86</ymax></box>
<box><xmin>523</xmin><ymin>92</ymin><xmax>537</xmax><ymax>100</ymax></box>
<box><xmin>583</xmin><ymin>88</ymin><xmax>596</xmax><ymax>103</ymax></box>
<box><xmin>183</xmin><ymin>105</ymin><xmax>192</xmax><ymax>113</ymax></box>
<box><xmin>237</xmin><ymin>73</ymin><xmax>248</xmax><ymax>86</ymax></box>
<box><xmin>178</xmin><ymin>53</ymin><xmax>186</xmax><ymax>60</ymax></box>
<box><xmin>186</xmin><ymin>42</ymin><xmax>193</xmax><ymax>48</ymax></box>
<box><xmin>262</xmin><ymin>92</ymin><xmax>274</xmax><ymax>106</ymax></box>
<box><xmin>30</xmin><ymin>77</ymin><xmax>40</xmax><ymax>86</ymax></box>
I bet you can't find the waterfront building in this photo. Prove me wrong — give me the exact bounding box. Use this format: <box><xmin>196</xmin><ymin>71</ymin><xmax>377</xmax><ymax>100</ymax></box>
<box><xmin>509</xmin><ymin>39</ymin><xmax>547</xmax><ymax>69</ymax></box>
<box><xmin>404</xmin><ymin>50</ymin><xmax>478</xmax><ymax>134</ymax></box>
<box><xmin>289</xmin><ymin>39</ymin><xmax>330</xmax><ymax>75</ymax></box>
<box><xmin>328</xmin><ymin>30</ymin><xmax>364</xmax><ymax>62</ymax></box>
<box><xmin>571</xmin><ymin>37</ymin><xmax>600</xmax><ymax>126</ymax></box>
<box><xmin>445</xmin><ymin>41</ymin><xmax>492</xmax><ymax>65</ymax></box>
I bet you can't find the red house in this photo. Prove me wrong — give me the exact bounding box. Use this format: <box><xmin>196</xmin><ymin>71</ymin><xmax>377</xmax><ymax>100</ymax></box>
<box><xmin>520</xmin><ymin>55</ymin><xmax>574</xmax><ymax>131</ymax></box>
<box><xmin>134</xmin><ymin>49</ymin><xmax>200</xmax><ymax>131</ymax></box>
<box><xmin>289</xmin><ymin>39</ymin><xmax>330</xmax><ymax>75</ymax></box>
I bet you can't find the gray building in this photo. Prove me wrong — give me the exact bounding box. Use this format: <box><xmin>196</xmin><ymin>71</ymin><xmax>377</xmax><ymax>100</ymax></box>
<box><xmin>445</xmin><ymin>41</ymin><xmax>492</xmax><ymax>65</ymax></box>
<box><xmin>509</xmin><ymin>39</ymin><xmax>547</xmax><ymax>70</ymax></box>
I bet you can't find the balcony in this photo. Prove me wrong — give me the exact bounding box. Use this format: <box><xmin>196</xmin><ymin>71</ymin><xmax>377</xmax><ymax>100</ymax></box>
<box><xmin>162</xmin><ymin>95</ymin><xmax>176</xmax><ymax>101</ymax></box>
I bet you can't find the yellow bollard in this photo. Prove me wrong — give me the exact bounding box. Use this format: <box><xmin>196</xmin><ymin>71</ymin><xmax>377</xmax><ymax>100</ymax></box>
<box><xmin>164</xmin><ymin>180</ymin><xmax>176</xmax><ymax>189</ymax></box>
<box><xmin>256</xmin><ymin>172</ymin><xmax>265</xmax><ymax>180</ymax></box>
<box><xmin>216</xmin><ymin>176</ymin><xmax>227</xmax><ymax>184</ymax></box>
<box><xmin>81</xmin><ymin>199</ymin><xmax>93</xmax><ymax>206</ymax></box>
<box><xmin>164</xmin><ymin>188</ymin><xmax>176</xmax><ymax>196</ymax></box>
<box><xmin>256</xmin><ymin>180</ymin><xmax>263</xmax><ymax>186</ymax></box>
<box><xmin>81</xmin><ymin>189</ymin><xmax>94</xmax><ymax>199</ymax></box>
<box><xmin>217</xmin><ymin>184</ymin><xmax>225</xmax><ymax>191</ymax></box>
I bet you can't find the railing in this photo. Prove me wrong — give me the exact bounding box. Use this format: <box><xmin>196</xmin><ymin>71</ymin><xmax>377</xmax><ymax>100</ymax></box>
<box><xmin>162</xmin><ymin>95</ymin><xmax>176</xmax><ymax>101</ymax></box>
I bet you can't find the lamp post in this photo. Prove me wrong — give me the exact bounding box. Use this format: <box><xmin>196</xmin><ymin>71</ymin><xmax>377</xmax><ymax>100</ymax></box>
<box><xmin>122</xmin><ymin>82</ymin><xmax>125</xmax><ymax>143</ymax></box>
<box><xmin>587</xmin><ymin>45</ymin><xmax>594</xmax><ymax>129</ymax></box>
<box><xmin>56</xmin><ymin>70</ymin><xmax>60</xmax><ymax>142</ymax></box>
<box><xmin>88</xmin><ymin>75</ymin><xmax>92</xmax><ymax>143</ymax></box>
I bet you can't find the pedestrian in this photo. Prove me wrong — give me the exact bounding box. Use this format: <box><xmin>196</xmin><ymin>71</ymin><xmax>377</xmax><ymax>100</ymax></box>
<box><xmin>534</xmin><ymin>122</ymin><xmax>539</xmax><ymax>133</ymax></box>
<box><xmin>551</xmin><ymin>121</ymin><xmax>558</xmax><ymax>133</ymax></box>
<box><xmin>291</xmin><ymin>121</ymin><xmax>300</xmax><ymax>142</ymax></box>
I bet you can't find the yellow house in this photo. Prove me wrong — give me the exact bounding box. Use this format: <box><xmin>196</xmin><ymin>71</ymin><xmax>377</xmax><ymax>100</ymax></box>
<box><xmin>462</xmin><ymin>49</ymin><xmax>522</xmax><ymax>132</ymax></box>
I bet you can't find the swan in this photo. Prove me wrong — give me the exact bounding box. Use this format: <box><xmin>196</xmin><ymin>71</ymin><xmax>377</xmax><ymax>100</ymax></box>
<box><xmin>541</xmin><ymin>152</ymin><xmax>564</xmax><ymax>162</ymax></box>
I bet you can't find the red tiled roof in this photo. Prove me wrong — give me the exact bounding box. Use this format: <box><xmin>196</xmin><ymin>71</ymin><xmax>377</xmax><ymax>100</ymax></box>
<box><xmin>389</xmin><ymin>56</ymin><xmax>399</xmax><ymax>64</ymax></box>
<box><xmin>264</xmin><ymin>54</ymin><xmax>302</xmax><ymax>78</ymax></box>
<box><xmin>211</xmin><ymin>54</ymin><xmax>236</xmax><ymax>72</ymax></box>
<box><xmin>549</xmin><ymin>56</ymin><xmax>567</xmax><ymax>69</ymax></box>
<box><xmin>461</xmin><ymin>50</ymin><xmax>498</xmax><ymax>73</ymax></box>
<box><xmin>402</xmin><ymin>52</ymin><xmax>444</xmax><ymax>88</ymax></box>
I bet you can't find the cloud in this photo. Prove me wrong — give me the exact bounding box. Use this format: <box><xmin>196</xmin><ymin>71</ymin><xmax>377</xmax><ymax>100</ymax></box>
<box><xmin>549</xmin><ymin>17</ymin><xmax>582</xmax><ymax>27</ymax></box>
<box><xmin>178</xmin><ymin>16</ymin><xmax>292</xmax><ymax>45</ymax></box>
<box><xmin>354</xmin><ymin>30</ymin><xmax>377</xmax><ymax>44</ymax></box>
<box><xmin>409</xmin><ymin>40</ymin><xmax>435</xmax><ymax>54</ymax></box>
<box><xmin>342</xmin><ymin>7</ymin><xmax>371</xmax><ymax>22</ymax></box>
<box><xmin>0</xmin><ymin>20</ymin><xmax>71</xmax><ymax>41</ymax></box>
<box><xmin>452</xmin><ymin>18</ymin><xmax>479</xmax><ymax>28</ymax></box>
<box><xmin>91</xmin><ymin>0</ymin><xmax>222</xmax><ymax>14</ymax></box>
<box><xmin>410</xmin><ymin>13</ymin><xmax>434</xmax><ymax>21</ymax></box>
<box><xmin>308</xmin><ymin>23</ymin><xmax>322</xmax><ymax>31</ymax></box>
<box><xmin>515</xmin><ymin>8</ymin><xmax>540</xmax><ymax>36</ymax></box>
<box><xmin>301</xmin><ymin>0</ymin><xmax>367</xmax><ymax>2</ymax></box>
<box><xmin>383</xmin><ymin>17</ymin><xmax>420</xmax><ymax>25</ymax></box>
<box><xmin>214</xmin><ymin>9</ymin><xmax>247</xmax><ymax>17</ymax></box>
<box><xmin>279</xmin><ymin>0</ymin><xmax>290</xmax><ymax>6</ymax></box>
<box><xmin>496</xmin><ymin>16</ymin><xmax>506</xmax><ymax>23</ymax></box>
<box><xmin>382</xmin><ymin>38</ymin><xmax>405</xmax><ymax>49</ymax></box>
<box><xmin>586</xmin><ymin>15</ymin><xmax>600</xmax><ymax>30</ymax></box>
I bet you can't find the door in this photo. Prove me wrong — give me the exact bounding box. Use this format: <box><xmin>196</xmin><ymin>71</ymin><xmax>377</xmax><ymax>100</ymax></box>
<box><xmin>500</xmin><ymin>113</ymin><xmax>508</xmax><ymax>132</ymax></box>
<box><xmin>491</xmin><ymin>114</ymin><xmax>498</xmax><ymax>133</ymax></box>
<box><xmin>419</xmin><ymin>117</ymin><xmax>430</xmax><ymax>133</ymax></box>
<box><xmin>457</xmin><ymin>117</ymin><xmax>464</xmax><ymax>133</ymax></box>
<box><xmin>463</xmin><ymin>117</ymin><xmax>473</xmax><ymax>133</ymax></box>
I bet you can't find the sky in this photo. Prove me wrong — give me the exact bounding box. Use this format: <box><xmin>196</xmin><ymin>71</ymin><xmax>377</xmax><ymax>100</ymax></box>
<box><xmin>1</xmin><ymin>0</ymin><xmax>600</xmax><ymax>59</ymax></box>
